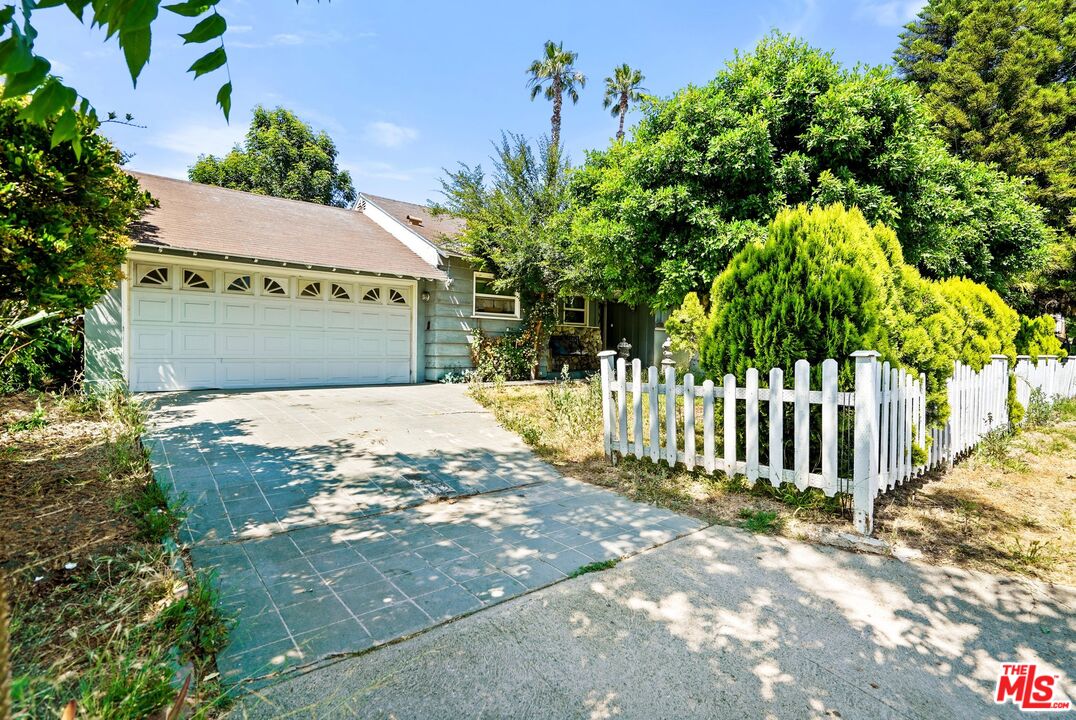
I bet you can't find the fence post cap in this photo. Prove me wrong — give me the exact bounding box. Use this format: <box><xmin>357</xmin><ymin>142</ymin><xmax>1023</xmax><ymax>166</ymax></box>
<box><xmin>1016</xmin><ymin>354</ymin><xmax>1031</xmax><ymax>360</ymax></box>
<box><xmin>1039</xmin><ymin>355</ymin><xmax>1058</xmax><ymax>360</ymax></box>
<box><xmin>661</xmin><ymin>358</ymin><xmax>676</xmax><ymax>368</ymax></box>
<box><xmin>850</xmin><ymin>350</ymin><xmax>880</xmax><ymax>360</ymax></box>
<box><xmin>990</xmin><ymin>354</ymin><xmax>1010</xmax><ymax>360</ymax></box>
<box><xmin>596</xmin><ymin>350</ymin><xmax>617</xmax><ymax>359</ymax></box>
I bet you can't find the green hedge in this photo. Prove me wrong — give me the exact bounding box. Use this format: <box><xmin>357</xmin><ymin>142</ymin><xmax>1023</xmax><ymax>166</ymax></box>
<box><xmin>699</xmin><ymin>204</ymin><xmax>1022</xmax><ymax>425</ymax></box>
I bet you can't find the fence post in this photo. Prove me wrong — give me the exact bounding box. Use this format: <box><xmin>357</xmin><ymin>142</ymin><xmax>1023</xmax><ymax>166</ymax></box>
<box><xmin>598</xmin><ymin>350</ymin><xmax>617</xmax><ymax>460</ymax></box>
<box><xmin>852</xmin><ymin>350</ymin><xmax>880</xmax><ymax>535</ymax></box>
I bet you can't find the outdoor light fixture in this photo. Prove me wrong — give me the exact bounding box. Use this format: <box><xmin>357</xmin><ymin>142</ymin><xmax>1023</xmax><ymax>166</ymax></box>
<box><xmin>421</xmin><ymin>290</ymin><xmax>431</xmax><ymax>302</ymax></box>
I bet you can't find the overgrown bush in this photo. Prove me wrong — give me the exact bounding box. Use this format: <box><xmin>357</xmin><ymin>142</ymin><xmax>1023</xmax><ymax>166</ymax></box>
<box><xmin>699</xmin><ymin>204</ymin><xmax>1023</xmax><ymax>425</ymax></box>
<box><xmin>1015</xmin><ymin>314</ymin><xmax>1066</xmax><ymax>359</ymax></box>
<box><xmin>0</xmin><ymin>316</ymin><xmax>82</xmax><ymax>392</ymax></box>
<box><xmin>665</xmin><ymin>292</ymin><xmax>707</xmax><ymax>360</ymax></box>
<box><xmin>469</xmin><ymin>326</ymin><xmax>537</xmax><ymax>381</ymax></box>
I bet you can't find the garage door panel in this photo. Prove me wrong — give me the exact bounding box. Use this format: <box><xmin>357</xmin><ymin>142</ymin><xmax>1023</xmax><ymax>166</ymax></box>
<box><xmin>178</xmin><ymin>297</ymin><xmax>216</xmax><ymax>324</ymax></box>
<box><xmin>294</xmin><ymin>333</ymin><xmax>324</xmax><ymax>356</ymax></box>
<box><xmin>176</xmin><ymin>328</ymin><xmax>215</xmax><ymax>356</ymax></box>
<box><xmin>219</xmin><ymin>330</ymin><xmax>255</xmax><ymax>356</ymax></box>
<box><xmin>356</xmin><ymin>334</ymin><xmax>384</xmax><ymax>356</ymax></box>
<box><xmin>295</xmin><ymin>306</ymin><xmax>325</xmax><ymax>329</ymax></box>
<box><xmin>221</xmin><ymin>300</ymin><xmax>256</xmax><ymax>325</ymax></box>
<box><xmin>259</xmin><ymin>332</ymin><xmax>292</xmax><ymax>356</ymax></box>
<box><xmin>385</xmin><ymin>309</ymin><xmax>410</xmax><ymax>332</ymax></box>
<box><xmin>385</xmin><ymin>335</ymin><xmax>410</xmax><ymax>357</ymax></box>
<box><xmin>258</xmin><ymin>361</ymin><xmax>291</xmax><ymax>385</ymax></box>
<box><xmin>325</xmin><ymin>334</ymin><xmax>357</xmax><ymax>357</ymax></box>
<box><xmin>327</xmin><ymin>308</ymin><xmax>356</xmax><ymax>330</ymax></box>
<box><xmin>219</xmin><ymin>361</ymin><xmax>256</xmax><ymax>387</ymax></box>
<box><xmin>292</xmin><ymin>360</ymin><xmax>325</xmax><ymax>383</ymax></box>
<box><xmin>133</xmin><ymin>294</ymin><xmax>173</xmax><ymax>323</ymax></box>
<box><xmin>357</xmin><ymin>309</ymin><xmax>385</xmax><ymax>330</ymax></box>
<box><xmin>129</xmin><ymin>279</ymin><xmax>412</xmax><ymax>391</ymax></box>
<box><xmin>326</xmin><ymin>360</ymin><xmax>359</xmax><ymax>382</ymax></box>
<box><xmin>132</xmin><ymin>328</ymin><xmax>172</xmax><ymax>356</ymax></box>
<box><xmin>259</xmin><ymin>303</ymin><xmax>291</xmax><ymax>327</ymax></box>
<box><xmin>384</xmin><ymin>360</ymin><xmax>410</xmax><ymax>384</ymax></box>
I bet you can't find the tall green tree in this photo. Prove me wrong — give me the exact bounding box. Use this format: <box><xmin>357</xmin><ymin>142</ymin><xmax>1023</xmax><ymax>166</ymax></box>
<box><xmin>569</xmin><ymin>33</ymin><xmax>1050</xmax><ymax>309</ymax></box>
<box><xmin>896</xmin><ymin>0</ymin><xmax>1075</xmax><ymax>231</ymax></box>
<box><xmin>527</xmin><ymin>41</ymin><xmax>586</xmax><ymax>153</ymax></box>
<box><xmin>189</xmin><ymin>106</ymin><xmax>355</xmax><ymax>207</ymax></box>
<box><xmin>602</xmin><ymin>64</ymin><xmax>646</xmax><ymax>140</ymax></box>
<box><xmin>0</xmin><ymin>96</ymin><xmax>151</xmax><ymax>382</ymax></box>
<box><xmin>435</xmin><ymin>134</ymin><xmax>577</xmax><ymax>376</ymax></box>
<box><xmin>896</xmin><ymin>0</ymin><xmax>1075</xmax><ymax>318</ymax></box>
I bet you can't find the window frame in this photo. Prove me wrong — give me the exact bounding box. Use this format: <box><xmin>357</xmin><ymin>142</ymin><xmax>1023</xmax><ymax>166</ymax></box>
<box><xmin>559</xmin><ymin>296</ymin><xmax>588</xmax><ymax>327</ymax></box>
<box><xmin>181</xmin><ymin>268</ymin><xmax>214</xmax><ymax>292</ymax></box>
<box><xmin>472</xmin><ymin>272</ymin><xmax>520</xmax><ymax>320</ymax></box>
<box><xmin>134</xmin><ymin>264</ymin><xmax>171</xmax><ymax>289</ymax></box>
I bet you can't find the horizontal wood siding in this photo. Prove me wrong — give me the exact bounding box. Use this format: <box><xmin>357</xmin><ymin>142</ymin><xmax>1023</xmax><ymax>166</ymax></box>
<box><xmin>423</xmin><ymin>256</ymin><xmax>522</xmax><ymax>380</ymax></box>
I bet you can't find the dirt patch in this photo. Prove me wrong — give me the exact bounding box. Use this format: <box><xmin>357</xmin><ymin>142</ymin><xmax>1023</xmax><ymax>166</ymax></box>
<box><xmin>874</xmin><ymin>415</ymin><xmax>1076</xmax><ymax>586</ymax></box>
<box><xmin>0</xmin><ymin>393</ymin><xmax>145</xmax><ymax>579</ymax></box>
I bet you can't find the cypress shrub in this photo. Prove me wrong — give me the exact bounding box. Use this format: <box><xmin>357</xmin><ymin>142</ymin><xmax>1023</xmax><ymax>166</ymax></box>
<box><xmin>699</xmin><ymin>204</ymin><xmax>1022</xmax><ymax>426</ymax></box>
<box><xmin>1015</xmin><ymin>314</ymin><xmax>1066</xmax><ymax>359</ymax></box>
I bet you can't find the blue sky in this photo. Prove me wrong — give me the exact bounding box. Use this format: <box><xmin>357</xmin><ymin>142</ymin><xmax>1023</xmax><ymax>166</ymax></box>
<box><xmin>33</xmin><ymin>0</ymin><xmax>926</xmax><ymax>204</ymax></box>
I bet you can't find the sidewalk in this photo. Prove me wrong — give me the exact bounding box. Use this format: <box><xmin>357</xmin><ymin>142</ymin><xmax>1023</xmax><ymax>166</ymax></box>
<box><xmin>229</xmin><ymin>524</ymin><xmax>1075</xmax><ymax>719</ymax></box>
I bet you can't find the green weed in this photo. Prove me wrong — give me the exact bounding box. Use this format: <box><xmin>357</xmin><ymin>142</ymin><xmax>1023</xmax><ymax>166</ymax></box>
<box><xmin>738</xmin><ymin>508</ymin><xmax>784</xmax><ymax>533</ymax></box>
<box><xmin>8</xmin><ymin>399</ymin><xmax>48</xmax><ymax>432</ymax></box>
<box><xmin>567</xmin><ymin>559</ymin><xmax>619</xmax><ymax>578</ymax></box>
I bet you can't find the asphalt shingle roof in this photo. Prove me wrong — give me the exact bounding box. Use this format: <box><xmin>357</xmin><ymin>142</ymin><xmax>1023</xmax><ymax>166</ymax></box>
<box><xmin>361</xmin><ymin>193</ymin><xmax>467</xmax><ymax>256</ymax></box>
<box><xmin>128</xmin><ymin>172</ymin><xmax>446</xmax><ymax>280</ymax></box>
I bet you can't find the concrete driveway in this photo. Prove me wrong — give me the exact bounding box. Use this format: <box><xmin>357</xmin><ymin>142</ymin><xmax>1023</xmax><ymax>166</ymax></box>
<box><xmin>144</xmin><ymin>385</ymin><xmax>704</xmax><ymax>686</ymax></box>
<box><xmin>230</xmin><ymin>524</ymin><xmax>1076</xmax><ymax>720</ymax></box>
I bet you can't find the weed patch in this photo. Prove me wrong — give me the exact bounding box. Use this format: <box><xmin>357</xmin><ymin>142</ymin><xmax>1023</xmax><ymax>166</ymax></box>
<box><xmin>567</xmin><ymin>559</ymin><xmax>619</xmax><ymax>578</ymax></box>
<box><xmin>738</xmin><ymin>508</ymin><xmax>784</xmax><ymax>533</ymax></box>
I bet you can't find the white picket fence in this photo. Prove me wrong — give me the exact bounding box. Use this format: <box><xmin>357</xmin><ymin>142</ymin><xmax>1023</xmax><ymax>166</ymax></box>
<box><xmin>1014</xmin><ymin>355</ymin><xmax>1076</xmax><ymax>411</ymax></box>
<box><xmin>598</xmin><ymin>350</ymin><xmax>1074</xmax><ymax>535</ymax></box>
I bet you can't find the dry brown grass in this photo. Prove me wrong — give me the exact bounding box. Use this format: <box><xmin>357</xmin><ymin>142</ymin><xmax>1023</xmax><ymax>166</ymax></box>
<box><xmin>469</xmin><ymin>381</ymin><xmax>853</xmax><ymax>536</ymax></box>
<box><xmin>474</xmin><ymin>383</ymin><xmax>1076</xmax><ymax>586</ymax></box>
<box><xmin>875</xmin><ymin>407</ymin><xmax>1076</xmax><ymax>586</ymax></box>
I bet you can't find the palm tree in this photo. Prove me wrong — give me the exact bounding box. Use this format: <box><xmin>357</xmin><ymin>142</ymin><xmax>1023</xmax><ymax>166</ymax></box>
<box><xmin>527</xmin><ymin>41</ymin><xmax>586</xmax><ymax>153</ymax></box>
<box><xmin>602</xmin><ymin>64</ymin><xmax>646</xmax><ymax>140</ymax></box>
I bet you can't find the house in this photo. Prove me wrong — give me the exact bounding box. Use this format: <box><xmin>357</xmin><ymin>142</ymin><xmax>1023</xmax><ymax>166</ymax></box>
<box><xmin>84</xmin><ymin>172</ymin><xmax>663</xmax><ymax>391</ymax></box>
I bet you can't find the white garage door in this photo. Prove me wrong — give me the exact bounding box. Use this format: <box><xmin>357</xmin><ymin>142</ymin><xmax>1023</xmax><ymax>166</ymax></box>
<box><xmin>127</xmin><ymin>262</ymin><xmax>413</xmax><ymax>391</ymax></box>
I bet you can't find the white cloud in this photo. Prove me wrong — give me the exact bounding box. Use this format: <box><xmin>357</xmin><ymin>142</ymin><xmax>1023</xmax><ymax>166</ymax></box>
<box><xmin>856</xmin><ymin>0</ymin><xmax>927</xmax><ymax>26</ymax></box>
<box><xmin>150</xmin><ymin>123</ymin><xmax>246</xmax><ymax>158</ymax></box>
<box><xmin>362</xmin><ymin>121</ymin><xmax>419</xmax><ymax>148</ymax></box>
<box><xmin>343</xmin><ymin>161</ymin><xmax>435</xmax><ymax>183</ymax></box>
<box><xmin>230</xmin><ymin>30</ymin><xmax>345</xmax><ymax>49</ymax></box>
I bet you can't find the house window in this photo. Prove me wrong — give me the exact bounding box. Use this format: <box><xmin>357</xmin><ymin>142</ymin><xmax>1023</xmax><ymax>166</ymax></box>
<box><xmin>136</xmin><ymin>265</ymin><xmax>169</xmax><ymax>288</ymax></box>
<box><xmin>299</xmin><ymin>280</ymin><xmax>322</xmax><ymax>299</ymax></box>
<box><xmin>362</xmin><ymin>287</ymin><xmax>381</xmax><ymax>303</ymax></box>
<box><xmin>473</xmin><ymin>272</ymin><xmax>519</xmax><ymax>318</ymax></box>
<box><xmin>225</xmin><ymin>274</ymin><xmax>252</xmax><ymax>294</ymax></box>
<box><xmin>331</xmin><ymin>283</ymin><xmax>352</xmax><ymax>301</ymax></box>
<box><xmin>263</xmin><ymin>276</ymin><xmax>288</xmax><ymax>296</ymax></box>
<box><xmin>182</xmin><ymin>269</ymin><xmax>212</xmax><ymax>291</ymax></box>
<box><xmin>560</xmin><ymin>296</ymin><xmax>587</xmax><ymax>326</ymax></box>
<box><xmin>389</xmin><ymin>288</ymin><xmax>407</xmax><ymax>305</ymax></box>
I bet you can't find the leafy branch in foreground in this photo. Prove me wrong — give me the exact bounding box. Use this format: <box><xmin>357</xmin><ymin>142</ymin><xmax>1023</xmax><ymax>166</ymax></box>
<box><xmin>0</xmin><ymin>0</ymin><xmax>296</xmax><ymax>150</ymax></box>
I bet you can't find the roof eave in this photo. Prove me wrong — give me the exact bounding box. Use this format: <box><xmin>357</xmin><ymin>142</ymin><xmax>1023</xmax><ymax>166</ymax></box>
<box><xmin>359</xmin><ymin>193</ymin><xmax>451</xmax><ymax>260</ymax></box>
<box><xmin>130</xmin><ymin>243</ymin><xmax>449</xmax><ymax>282</ymax></box>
